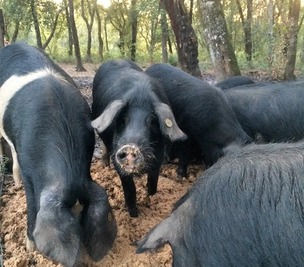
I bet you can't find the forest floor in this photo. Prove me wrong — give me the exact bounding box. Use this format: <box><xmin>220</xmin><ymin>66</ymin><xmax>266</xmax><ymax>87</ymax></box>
<box><xmin>0</xmin><ymin>63</ymin><xmax>202</xmax><ymax>267</ymax></box>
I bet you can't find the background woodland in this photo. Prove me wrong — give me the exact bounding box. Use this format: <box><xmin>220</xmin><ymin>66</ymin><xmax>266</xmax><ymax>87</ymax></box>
<box><xmin>0</xmin><ymin>0</ymin><xmax>303</xmax><ymax>81</ymax></box>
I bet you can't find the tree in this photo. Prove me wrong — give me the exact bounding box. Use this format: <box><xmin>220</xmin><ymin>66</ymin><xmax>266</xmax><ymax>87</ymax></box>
<box><xmin>29</xmin><ymin>0</ymin><xmax>64</xmax><ymax>50</ymax></box>
<box><xmin>130</xmin><ymin>0</ymin><xmax>138</xmax><ymax>61</ymax></box>
<box><xmin>68</xmin><ymin>0</ymin><xmax>86</xmax><ymax>71</ymax></box>
<box><xmin>107</xmin><ymin>1</ymin><xmax>129</xmax><ymax>57</ymax></box>
<box><xmin>198</xmin><ymin>0</ymin><xmax>241</xmax><ymax>81</ymax></box>
<box><xmin>42</xmin><ymin>5</ymin><xmax>63</xmax><ymax>50</ymax></box>
<box><xmin>267</xmin><ymin>0</ymin><xmax>275</xmax><ymax>67</ymax></box>
<box><xmin>95</xmin><ymin>5</ymin><xmax>104</xmax><ymax>60</ymax></box>
<box><xmin>0</xmin><ymin>9</ymin><xmax>4</xmax><ymax>47</ymax></box>
<box><xmin>162</xmin><ymin>0</ymin><xmax>201</xmax><ymax>77</ymax></box>
<box><xmin>235</xmin><ymin>0</ymin><xmax>253</xmax><ymax>63</ymax></box>
<box><xmin>81</xmin><ymin>0</ymin><xmax>97</xmax><ymax>62</ymax></box>
<box><xmin>30</xmin><ymin>0</ymin><xmax>43</xmax><ymax>48</ymax></box>
<box><xmin>1</xmin><ymin>0</ymin><xmax>31</xmax><ymax>43</ymax></box>
<box><xmin>139</xmin><ymin>0</ymin><xmax>161</xmax><ymax>62</ymax></box>
<box><xmin>283</xmin><ymin>0</ymin><xmax>301</xmax><ymax>80</ymax></box>
<box><xmin>160</xmin><ymin>1</ymin><xmax>168</xmax><ymax>63</ymax></box>
<box><xmin>63</xmin><ymin>0</ymin><xmax>73</xmax><ymax>56</ymax></box>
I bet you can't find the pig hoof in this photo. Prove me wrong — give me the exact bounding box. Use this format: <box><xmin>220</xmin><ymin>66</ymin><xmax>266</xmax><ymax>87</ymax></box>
<box><xmin>14</xmin><ymin>179</ymin><xmax>22</xmax><ymax>189</ymax></box>
<box><xmin>175</xmin><ymin>176</ymin><xmax>185</xmax><ymax>182</ymax></box>
<box><xmin>128</xmin><ymin>207</ymin><xmax>138</xmax><ymax>217</ymax></box>
<box><xmin>143</xmin><ymin>195</ymin><xmax>151</xmax><ymax>207</ymax></box>
<box><xmin>147</xmin><ymin>187</ymin><xmax>157</xmax><ymax>196</ymax></box>
<box><xmin>25</xmin><ymin>236</ymin><xmax>36</xmax><ymax>252</ymax></box>
<box><xmin>12</xmin><ymin>172</ymin><xmax>22</xmax><ymax>188</ymax></box>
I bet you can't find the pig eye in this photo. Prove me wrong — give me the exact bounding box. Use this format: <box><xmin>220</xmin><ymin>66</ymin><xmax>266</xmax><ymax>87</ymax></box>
<box><xmin>118</xmin><ymin>114</ymin><xmax>128</xmax><ymax>127</ymax></box>
<box><xmin>150</xmin><ymin>119</ymin><xmax>160</xmax><ymax>133</ymax></box>
<box><xmin>122</xmin><ymin>116</ymin><xmax>128</xmax><ymax>125</ymax></box>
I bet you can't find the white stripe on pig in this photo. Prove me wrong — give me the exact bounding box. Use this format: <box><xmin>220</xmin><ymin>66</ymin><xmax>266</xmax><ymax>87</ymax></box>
<box><xmin>0</xmin><ymin>68</ymin><xmax>63</xmax><ymax>186</ymax></box>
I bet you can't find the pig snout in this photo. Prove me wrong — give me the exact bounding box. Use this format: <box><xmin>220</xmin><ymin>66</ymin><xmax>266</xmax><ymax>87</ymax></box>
<box><xmin>115</xmin><ymin>144</ymin><xmax>144</xmax><ymax>173</ymax></box>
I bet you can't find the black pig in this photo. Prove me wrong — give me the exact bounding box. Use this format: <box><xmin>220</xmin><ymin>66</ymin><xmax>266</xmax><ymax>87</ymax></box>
<box><xmin>145</xmin><ymin>63</ymin><xmax>250</xmax><ymax>178</ymax></box>
<box><xmin>91</xmin><ymin>59</ymin><xmax>186</xmax><ymax>217</ymax></box>
<box><xmin>215</xmin><ymin>75</ymin><xmax>255</xmax><ymax>90</ymax></box>
<box><xmin>137</xmin><ymin>141</ymin><xmax>304</xmax><ymax>266</ymax></box>
<box><xmin>224</xmin><ymin>81</ymin><xmax>304</xmax><ymax>142</ymax></box>
<box><xmin>0</xmin><ymin>43</ymin><xmax>117</xmax><ymax>266</ymax></box>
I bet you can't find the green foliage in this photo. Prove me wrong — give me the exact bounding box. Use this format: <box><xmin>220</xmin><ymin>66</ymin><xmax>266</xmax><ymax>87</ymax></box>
<box><xmin>168</xmin><ymin>54</ymin><xmax>178</xmax><ymax>66</ymax></box>
<box><xmin>1</xmin><ymin>0</ymin><xmax>32</xmax><ymax>40</ymax></box>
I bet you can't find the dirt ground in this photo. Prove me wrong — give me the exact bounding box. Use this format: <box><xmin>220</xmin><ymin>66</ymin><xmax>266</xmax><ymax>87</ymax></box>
<box><xmin>0</xmin><ymin>63</ymin><xmax>202</xmax><ymax>267</ymax></box>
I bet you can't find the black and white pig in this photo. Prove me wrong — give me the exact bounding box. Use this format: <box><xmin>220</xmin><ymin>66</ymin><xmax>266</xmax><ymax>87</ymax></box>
<box><xmin>137</xmin><ymin>141</ymin><xmax>304</xmax><ymax>266</ymax></box>
<box><xmin>91</xmin><ymin>59</ymin><xmax>187</xmax><ymax>217</ymax></box>
<box><xmin>145</xmin><ymin>63</ymin><xmax>251</xmax><ymax>178</ymax></box>
<box><xmin>0</xmin><ymin>43</ymin><xmax>117</xmax><ymax>266</ymax></box>
<box><xmin>224</xmin><ymin>81</ymin><xmax>304</xmax><ymax>143</ymax></box>
<box><xmin>0</xmin><ymin>42</ymin><xmax>77</xmax><ymax>186</ymax></box>
<box><xmin>214</xmin><ymin>75</ymin><xmax>255</xmax><ymax>90</ymax></box>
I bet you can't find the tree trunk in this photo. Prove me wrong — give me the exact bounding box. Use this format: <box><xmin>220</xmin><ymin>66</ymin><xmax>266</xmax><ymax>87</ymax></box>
<box><xmin>64</xmin><ymin>0</ymin><xmax>73</xmax><ymax>56</ymax></box>
<box><xmin>267</xmin><ymin>0</ymin><xmax>274</xmax><ymax>67</ymax></box>
<box><xmin>96</xmin><ymin>6</ymin><xmax>104</xmax><ymax>61</ymax></box>
<box><xmin>104</xmin><ymin>17</ymin><xmax>109</xmax><ymax>52</ymax></box>
<box><xmin>130</xmin><ymin>0</ymin><xmax>138</xmax><ymax>61</ymax></box>
<box><xmin>11</xmin><ymin>21</ymin><xmax>19</xmax><ymax>43</ymax></box>
<box><xmin>189</xmin><ymin>0</ymin><xmax>194</xmax><ymax>22</ymax></box>
<box><xmin>147</xmin><ymin>3</ymin><xmax>160</xmax><ymax>63</ymax></box>
<box><xmin>81</xmin><ymin>0</ymin><xmax>96</xmax><ymax>63</ymax></box>
<box><xmin>244</xmin><ymin>0</ymin><xmax>253</xmax><ymax>62</ymax></box>
<box><xmin>30</xmin><ymin>0</ymin><xmax>42</xmax><ymax>49</ymax></box>
<box><xmin>118</xmin><ymin>30</ymin><xmax>125</xmax><ymax>57</ymax></box>
<box><xmin>283</xmin><ymin>0</ymin><xmax>301</xmax><ymax>80</ymax></box>
<box><xmin>162</xmin><ymin>0</ymin><xmax>201</xmax><ymax>77</ymax></box>
<box><xmin>198</xmin><ymin>0</ymin><xmax>241</xmax><ymax>81</ymax></box>
<box><xmin>160</xmin><ymin>1</ymin><xmax>168</xmax><ymax>63</ymax></box>
<box><xmin>68</xmin><ymin>0</ymin><xmax>86</xmax><ymax>71</ymax></box>
<box><xmin>42</xmin><ymin>9</ymin><xmax>63</xmax><ymax>50</ymax></box>
<box><xmin>0</xmin><ymin>9</ymin><xmax>4</xmax><ymax>48</ymax></box>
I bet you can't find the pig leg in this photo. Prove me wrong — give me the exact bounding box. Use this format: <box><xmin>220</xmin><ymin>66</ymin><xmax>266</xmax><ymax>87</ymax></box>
<box><xmin>120</xmin><ymin>175</ymin><xmax>138</xmax><ymax>217</ymax></box>
<box><xmin>176</xmin><ymin>139</ymin><xmax>201</xmax><ymax>179</ymax></box>
<box><xmin>147</xmin><ymin>145</ymin><xmax>164</xmax><ymax>195</ymax></box>
<box><xmin>0</xmin><ymin>134</ymin><xmax>21</xmax><ymax>186</ymax></box>
<box><xmin>147</xmin><ymin>168</ymin><xmax>160</xmax><ymax>196</ymax></box>
<box><xmin>176</xmin><ymin>142</ymin><xmax>191</xmax><ymax>180</ymax></box>
<box><xmin>23</xmin><ymin>181</ymin><xmax>37</xmax><ymax>251</ymax></box>
<box><xmin>11</xmin><ymin>146</ymin><xmax>21</xmax><ymax>186</ymax></box>
<box><xmin>144</xmin><ymin>169</ymin><xmax>160</xmax><ymax>209</ymax></box>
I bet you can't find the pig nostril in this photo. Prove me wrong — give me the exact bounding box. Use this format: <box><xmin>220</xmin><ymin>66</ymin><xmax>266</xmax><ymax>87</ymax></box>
<box><xmin>118</xmin><ymin>152</ymin><xmax>127</xmax><ymax>160</ymax></box>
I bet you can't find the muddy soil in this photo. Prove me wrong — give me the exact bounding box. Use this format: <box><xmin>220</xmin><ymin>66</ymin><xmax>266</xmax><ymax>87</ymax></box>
<box><xmin>0</xmin><ymin>63</ymin><xmax>202</xmax><ymax>267</ymax></box>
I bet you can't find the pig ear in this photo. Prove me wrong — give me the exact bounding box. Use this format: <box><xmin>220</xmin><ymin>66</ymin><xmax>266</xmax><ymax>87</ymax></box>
<box><xmin>91</xmin><ymin>100</ymin><xmax>125</xmax><ymax>133</ymax></box>
<box><xmin>136</xmin><ymin>216</ymin><xmax>174</xmax><ymax>254</ymax></box>
<box><xmin>33</xmin><ymin>191</ymin><xmax>81</xmax><ymax>267</ymax></box>
<box><xmin>81</xmin><ymin>182</ymin><xmax>117</xmax><ymax>261</ymax></box>
<box><xmin>137</xmin><ymin>195</ymin><xmax>190</xmax><ymax>254</ymax></box>
<box><xmin>154</xmin><ymin>102</ymin><xmax>187</xmax><ymax>142</ymax></box>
